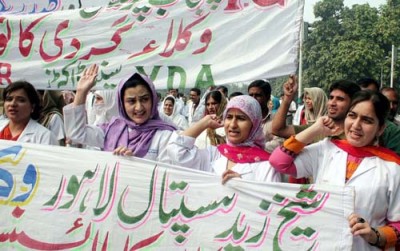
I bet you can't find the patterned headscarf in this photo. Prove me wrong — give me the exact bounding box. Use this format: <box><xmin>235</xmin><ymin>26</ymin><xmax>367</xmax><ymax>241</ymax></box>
<box><xmin>222</xmin><ymin>95</ymin><xmax>265</xmax><ymax>148</ymax></box>
<box><xmin>102</xmin><ymin>73</ymin><xmax>176</xmax><ymax>157</ymax></box>
<box><xmin>217</xmin><ymin>95</ymin><xmax>270</xmax><ymax>163</ymax></box>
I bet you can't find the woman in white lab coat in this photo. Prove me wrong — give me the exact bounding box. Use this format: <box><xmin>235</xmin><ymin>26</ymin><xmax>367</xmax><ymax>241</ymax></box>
<box><xmin>63</xmin><ymin>64</ymin><xmax>176</xmax><ymax>162</ymax></box>
<box><xmin>161</xmin><ymin>95</ymin><xmax>189</xmax><ymax>130</ymax></box>
<box><xmin>270</xmin><ymin>90</ymin><xmax>400</xmax><ymax>250</ymax></box>
<box><xmin>0</xmin><ymin>81</ymin><xmax>57</xmax><ymax>145</ymax></box>
<box><xmin>168</xmin><ymin>95</ymin><xmax>281</xmax><ymax>184</ymax></box>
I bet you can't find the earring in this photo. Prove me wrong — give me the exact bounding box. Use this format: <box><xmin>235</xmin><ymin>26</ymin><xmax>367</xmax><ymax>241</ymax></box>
<box><xmin>373</xmin><ymin>135</ymin><xmax>380</xmax><ymax>146</ymax></box>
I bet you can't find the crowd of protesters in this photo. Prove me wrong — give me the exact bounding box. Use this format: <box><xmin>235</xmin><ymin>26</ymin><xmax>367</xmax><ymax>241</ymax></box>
<box><xmin>1</xmin><ymin>64</ymin><xmax>400</xmax><ymax>250</ymax></box>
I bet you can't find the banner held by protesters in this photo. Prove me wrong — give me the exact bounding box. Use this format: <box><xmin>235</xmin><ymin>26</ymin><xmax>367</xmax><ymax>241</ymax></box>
<box><xmin>0</xmin><ymin>0</ymin><xmax>304</xmax><ymax>90</ymax></box>
<box><xmin>0</xmin><ymin>140</ymin><xmax>354</xmax><ymax>250</ymax></box>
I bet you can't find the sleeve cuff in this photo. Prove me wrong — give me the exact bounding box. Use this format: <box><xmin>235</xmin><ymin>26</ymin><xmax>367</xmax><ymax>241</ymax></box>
<box><xmin>378</xmin><ymin>226</ymin><xmax>397</xmax><ymax>248</ymax></box>
<box><xmin>283</xmin><ymin>135</ymin><xmax>306</xmax><ymax>154</ymax></box>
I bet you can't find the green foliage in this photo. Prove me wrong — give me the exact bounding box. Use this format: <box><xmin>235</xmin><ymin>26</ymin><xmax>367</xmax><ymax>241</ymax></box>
<box><xmin>302</xmin><ymin>0</ymin><xmax>400</xmax><ymax>92</ymax></box>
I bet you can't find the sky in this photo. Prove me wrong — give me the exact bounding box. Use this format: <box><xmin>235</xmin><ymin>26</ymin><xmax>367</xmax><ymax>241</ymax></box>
<box><xmin>304</xmin><ymin>0</ymin><xmax>388</xmax><ymax>22</ymax></box>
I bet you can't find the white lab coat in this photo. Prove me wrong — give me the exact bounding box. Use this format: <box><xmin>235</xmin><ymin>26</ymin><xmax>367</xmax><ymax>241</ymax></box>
<box><xmin>0</xmin><ymin>118</ymin><xmax>58</xmax><ymax>145</ymax></box>
<box><xmin>63</xmin><ymin>104</ymin><xmax>174</xmax><ymax>162</ymax></box>
<box><xmin>194</xmin><ymin>127</ymin><xmax>225</xmax><ymax>149</ymax></box>
<box><xmin>45</xmin><ymin>113</ymin><xmax>65</xmax><ymax>141</ymax></box>
<box><xmin>294</xmin><ymin>138</ymin><xmax>400</xmax><ymax>251</ymax></box>
<box><xmin>188</xmin><ymin>102</ymin><xmax>205</xmax><ymax>126</ymax></box>
<box><xmin>168</xmin><ymin>132</ymin><xmax>281</xmax><ymax>183</ymax></box>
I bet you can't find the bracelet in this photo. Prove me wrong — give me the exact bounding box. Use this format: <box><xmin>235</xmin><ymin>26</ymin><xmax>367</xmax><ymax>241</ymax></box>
<box><xmin>280</xmin><ymin>146</ymin><xmax>297</xmax><ymax>158</ymax></box>
<box><xmin>368</xmin><ymin>227</ymin><xmax>382</xmax><ymax>247</ymax></box>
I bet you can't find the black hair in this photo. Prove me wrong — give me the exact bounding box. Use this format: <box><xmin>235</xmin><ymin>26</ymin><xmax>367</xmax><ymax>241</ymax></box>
<box><xmin>229</xmin><ymin>92</ymin><xmax>243</xmax><ymax>99</ymax></box>
<box><xmin>121</xmin><ymin>73</ymin><xmax>152</xmax><ymax>101</ymax></box>
<box><xmin>349</xmin><ymin>90</ymin><xmax>389</xmax><ymax>126</ymax></box>
<box><xmin>217</xmin><ymin>86</ymin><xmax>228</xmax><ymax>96</ymax></box>
<box><xmin>164</xmin><ymin>96</ymin><xmax>175</xmax><ymax>105</ymax></box>
<box><xmin>190</xmin><ymin>88</ymin><xmax>201</xmax><ymax>96</ymax></box>
<box><xmin>205</xmin><ymin>90</ymin><xmax>223</xmax><ymax>104</ymax></box>
<box><xmin>329</xmin><ymin>80</ymin><xmax>361</xmax><ymax>100</ymax></box>
<box><xmin>248</xmin><ymin>80</ymin><xmax>272</xmax><ymax>102</ymax></box>
<box><xmin>356</xmin><ymin>78</ymin><xmax>380</xmax><ymax>91</ymax></box>
<box><xmin>3</xmin><ymin>80</ymin><xmax>41</xmax><ymax>120</ymax></box>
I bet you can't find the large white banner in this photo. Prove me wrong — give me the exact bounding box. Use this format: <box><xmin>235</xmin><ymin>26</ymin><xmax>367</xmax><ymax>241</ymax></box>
<box><xmin>0</xmin><ymin>140</ymin><xmax>354</xmax><ymax>250</ymax></box>
<box><xmin>0</xmin><ymin>0</ymin><xmax>303</xmax><ymax>90</ymax></box>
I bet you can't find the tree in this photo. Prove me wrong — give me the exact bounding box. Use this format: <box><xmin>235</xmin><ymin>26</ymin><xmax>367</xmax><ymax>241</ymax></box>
<box><xmin>301</xmin><ymin>0</ymin><xmax>399</xmax><ymax>91</ymax></box>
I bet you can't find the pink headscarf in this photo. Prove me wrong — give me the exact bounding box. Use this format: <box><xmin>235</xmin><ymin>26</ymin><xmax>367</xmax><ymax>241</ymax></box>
<box><xmin>217</xmin><ymin>95</ymin><xmax>270</xmax><ymax>163</ymax></box>
<box><xmin>222</xmin><ymin>95</ymin><xmax>265</xmax><ymax>148</ymax></box>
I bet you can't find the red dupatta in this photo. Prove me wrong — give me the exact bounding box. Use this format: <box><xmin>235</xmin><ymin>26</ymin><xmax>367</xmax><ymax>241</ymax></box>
<box><xmin>217</xmin><ymin>144</ymin><xmax>270</xmax><ymax>164</ymax></box>
<box><xmin>331</xmin><ymin>139</ymin><xmax>400</xmax><ymax>165</ymax></box>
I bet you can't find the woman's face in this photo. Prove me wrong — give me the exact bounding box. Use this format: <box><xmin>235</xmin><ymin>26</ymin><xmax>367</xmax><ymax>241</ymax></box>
<box><xmin>4</xmin><ymin>88</ymin><xmax>34</xmax><ymax>124</ymax></box>
<box><xmin>268</xmin><ymin>100</ymin><xmax>273</xmax><ymax>111</ymax></box>
<box><xmin>123</xmin><ymin>85</ymin><xmax>152</xmax><ymax>124</ymax></box>
<box><xmin>163</xmin><ymin>100</ymin><xmax>174</xmax><ymax>116</ymax></box>
<box><xmin>206</xmin><ymin>96</ymin><xmax>219</xmax><ymax>115</ymax></box>
<box><xmin>344</xmin><ymin>100</ymin><xmax>385</xmax><ymax>147</ymax></box>
<box><xmin>224</xmin><ymin>108</ymin><xmax>252</xmax><ymax>145</ymax></box>
<box><xmin>94</xmin><ymin>94</ymin><xmax>104</xmax><ymax>105</ymax></box>
<box><xmin>304</xmin><ymin>94</ymin><xmax>313</xmax><ymax>111</ymax></box>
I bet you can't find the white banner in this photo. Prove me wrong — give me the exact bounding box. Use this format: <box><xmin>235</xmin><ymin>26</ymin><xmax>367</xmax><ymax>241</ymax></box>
<box><xmin>0</xmin><ymin>0</ymin><xmax>303</xmax><ymax>90</ymax></box>
<box><xmin>0</xmin><ymin>140</ymin><xmax>354</xmax><ymax>250</ymax></box>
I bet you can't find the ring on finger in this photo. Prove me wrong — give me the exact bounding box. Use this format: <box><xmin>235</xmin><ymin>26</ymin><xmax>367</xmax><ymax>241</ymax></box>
<box><xmin>357</xmin><ymin>217</ymin><xmax>365</xmax><ymax>223</ymax></box>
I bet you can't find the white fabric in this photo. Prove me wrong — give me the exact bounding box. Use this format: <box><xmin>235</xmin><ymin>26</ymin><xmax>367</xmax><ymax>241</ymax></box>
<box><xmin>189</xmin><ymin>88</ymin><xmax>211</xmax><ymax>126</ymax></box>
<box><xmin>194</xmin><ymin>127</ymin><xmax>225</xmax><ymax>149</ymax></box>
<box><xmin>46</xmin><ymin>113</ymin><xmax>66</xmax><ymax>141</ymax></box>
<box><xmin>293</xmin><ymin>104</ymin><xmax>304</xmax><ymax>125</ymax></box>
<box><xmin>85</xmin><ymin>91</ymin><xmax>96</xmax><ymax>125</ymax></box>
<box><xmin>174</xmin><ymin>98</ymin><xmax>184</xmax><ymax>116</ymax></box>
<box><xmin>161</xmin><ymin>96</ymin><xmax>189</xmax><ymax>130</ymax></box>
<box><xmin>181</xmin><ymin>103</ymin><xmax>189</xmax><ymax>119</ymax></box>
<box><xmin>0</xmin><ymin>139</ymin><xmax>353</xmax><ymax>250</ymax></box>
<box><xmin>92</xmin><ymin>90</ymin><xmax>118</xmax><ymax>126</ymax></box>
<box><xmin>294</xmin><ymin>138</ymin><xmax>400</xmax><ymax>251</ymax></box>
<box><xmin>168</xmin><ymin>132</ymin><xmax>281</xmax><ymax>183</ymax></box>
<box><xmin>188</xmin><ymin>102</ymin><xmax>205</xmax><ymax>125</ymax></box>
<box><xmin>0</xmin><ymin>119</ymin><xmax>58</xmax><ymax>145</ymax></box>
<box><xmin>63</xmin><ymin>104</ymin><xmax>174</xmax><ymax>162</ymax></box>
<box><xmin>2</xmin><ymin>1</ymin><xmax>303</xmax><ymax>89</ymax></box>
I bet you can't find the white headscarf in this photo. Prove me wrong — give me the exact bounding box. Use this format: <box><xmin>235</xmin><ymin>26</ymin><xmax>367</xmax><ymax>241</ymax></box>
<box><xmin>92</xmin><ymin>89</ymin><xmax>118</xmax><ymax>126</ymax></box>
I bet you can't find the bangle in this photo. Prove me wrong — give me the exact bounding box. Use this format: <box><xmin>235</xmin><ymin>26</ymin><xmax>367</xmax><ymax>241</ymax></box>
<box><xmin>280</xmin><ymin>146</ymin><xmax>297</xmax><ymax>158</ymax></box>
<box><xmin>368</xmin><ymin>227</ymin><xmax>382</xmax><ymax>247</ymax></box>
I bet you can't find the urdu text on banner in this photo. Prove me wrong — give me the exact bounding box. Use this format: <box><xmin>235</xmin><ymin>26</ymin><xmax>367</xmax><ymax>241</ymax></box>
<box><xmin>0</xmin><ymin>139</ymin><xmax>354</xmax><ymax>250</ymax></box>
<box><xmin>0</xmin><ymin>0</ymin><xmax>304</xmax><ymax>90</ymax></box>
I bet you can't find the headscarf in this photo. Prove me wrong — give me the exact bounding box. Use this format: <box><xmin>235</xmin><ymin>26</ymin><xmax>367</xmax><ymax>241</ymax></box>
<box><xmin>161</xmin><ymin>95</ymin><xmax>178</xmax><ymax>119</ymax></box>
<box><xmin>271</xmin><ymin>96</ymin><xmax>280</xmax><ymax>114</ymax></box>
<box><xmin>38</xmin><ymin>90</ymin><xmax>65</xmax><ymax>128</ymax></box>
<box><xmin>217</xmin><ymin>96</ymin><xmax>270</xmax><ymax>163</ymax></box>
<box><xmin>102</xmin><ymin>73</ymin><xmax>176</xmax><ymax>157</ymax></box>
<box><xmin>331</xmin><ymin>139</ymin><xmax>400</xmax><ymax>165</ymax></box>
<box><xmin>206</xmin><ymin>91</ymin><xmax>227</xmax><ymax>146</ymax></box>
<box><xmin>303</xmin><ymin>87</ymin><xmax>328</xmax><ymax>124</ymax></box>
<box><xmin>92</xmin><ymin>89</ymin><xmax>118</xmax><ymax>126</ymax></box>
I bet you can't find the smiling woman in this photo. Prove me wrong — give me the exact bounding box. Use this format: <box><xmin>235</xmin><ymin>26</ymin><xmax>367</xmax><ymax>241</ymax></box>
<box><xmin>0</xmin><ymin>81</ymin><xmax>58</xmax><ymax>145</ymax></box>
<box><xmin>160</xmin><ymin>95</ymin><xmax>189</xmax><ymax>130</ymax></box>
<box><xmin>269</xmin><ymin>90</ymin><xmax>400</xmax><ymax>250</ymax></box>
<box><xmin>63</xmin><ymin>64</ymin><xmax>177</xmax><ymax>162</ymax></box>
<box><xmin>167</xmin><ymin>95</ymin><xmax>281</xmax><ymax>184</ymax></box>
